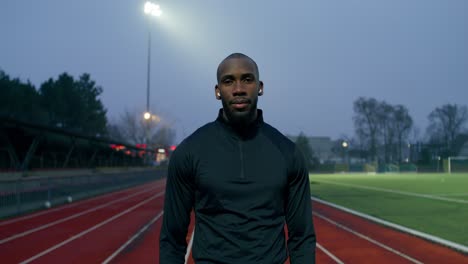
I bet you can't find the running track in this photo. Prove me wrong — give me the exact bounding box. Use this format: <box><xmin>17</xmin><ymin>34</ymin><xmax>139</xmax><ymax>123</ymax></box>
<box><xmin>0</xmin><ymin>179</ymin><xmax>466</xmax><ymax>263</ymax></box>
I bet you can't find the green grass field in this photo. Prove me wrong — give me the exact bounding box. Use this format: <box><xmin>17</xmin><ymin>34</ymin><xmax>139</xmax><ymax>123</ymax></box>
<box><xmin>309</xmin><ymin>173</ymin><xmax>468</xmax><ymax>246</ymax></box>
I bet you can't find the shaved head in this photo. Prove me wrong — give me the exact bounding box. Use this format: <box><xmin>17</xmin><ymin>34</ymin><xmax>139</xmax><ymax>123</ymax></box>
<box><xmin>216</xmin><ymin>53</ymin><xmax>259</xmax><ymax>83</ymax></box>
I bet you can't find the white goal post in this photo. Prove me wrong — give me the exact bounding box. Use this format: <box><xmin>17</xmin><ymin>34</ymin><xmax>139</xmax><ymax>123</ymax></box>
<box><xmin>447</xmin><ymin>156</ymin><xmax>468</xmax><ymax>173</ymax></box>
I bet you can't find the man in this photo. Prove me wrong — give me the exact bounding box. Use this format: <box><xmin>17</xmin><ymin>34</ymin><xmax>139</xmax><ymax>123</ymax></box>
<box><xmin>160</xmin><ymin>53</ymin><xmax>316</xmax><ymax>263</ymax></box>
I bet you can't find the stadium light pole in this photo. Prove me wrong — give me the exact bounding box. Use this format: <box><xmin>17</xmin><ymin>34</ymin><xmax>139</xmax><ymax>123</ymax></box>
<box><xmin>342</xmin><ymin>141</ymin><xmax>349</xmax><ymax>165</ymax></box>
<box><xmin>143</xmin><ymin>1</ymin><xmax>162</xmax><ymax>165</ymax></box>
<box><xmin>143</xmin><ymin>1</ymin><xmax>162</xmax><ymax>121</ymax></box>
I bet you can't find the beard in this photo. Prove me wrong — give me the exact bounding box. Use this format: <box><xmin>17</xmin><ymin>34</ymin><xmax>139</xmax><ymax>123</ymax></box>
<box><xmin>221</xmin><ymin>96</ymin><xmax>258</xmax><ymax>126</ymax></box>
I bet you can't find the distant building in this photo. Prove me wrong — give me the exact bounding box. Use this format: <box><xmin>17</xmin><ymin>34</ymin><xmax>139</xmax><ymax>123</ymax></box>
<box><xmin>459</xmin><ymin>142</ymin><xmax>468</xmax><ymax>156</ymax></box>
<box><xmin>288</xmin><ymin>135</ymin><xmax>336</xmax><ymax>163</ymax></box>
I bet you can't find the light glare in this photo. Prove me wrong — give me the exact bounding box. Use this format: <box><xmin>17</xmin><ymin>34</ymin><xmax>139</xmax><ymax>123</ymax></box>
<box><xmin>151</xmin><ymin>114</ymin><xmax>161</xmax><ymax>123</ymax></box>
<box><xmin>144</xmin><ymin>112</ymin><xmax>151</xmax><ymax>120</ymax></box>
<box><xmin>144</xmin><ymin>2</ymin><xmax>162</xmax><ymax>17</ymax></box>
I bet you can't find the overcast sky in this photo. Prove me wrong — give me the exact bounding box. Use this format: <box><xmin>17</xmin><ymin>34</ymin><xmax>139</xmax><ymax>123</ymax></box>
<box><xmin>1</xmin><ymin>0</ymin><xmax>467</xmax><ymax>143</ymax></box>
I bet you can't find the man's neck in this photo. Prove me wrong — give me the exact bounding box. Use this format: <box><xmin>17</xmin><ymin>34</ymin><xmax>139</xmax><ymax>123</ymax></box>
<box><xmin>222</xmin><ymin>109</ymin><xmax>258</xmax><ymax>127</ymax></box>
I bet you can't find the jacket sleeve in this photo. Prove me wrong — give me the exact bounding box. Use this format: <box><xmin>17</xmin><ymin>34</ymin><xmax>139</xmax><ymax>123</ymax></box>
<box><xmin>159</xmin><ymin>144</ymin><xmax>195</xmax><ymax>264</ymax></box>
<box><xmin>285</xmin><ymin>147</ymin><xmax>316</xmax><ymax>264</ymax></box>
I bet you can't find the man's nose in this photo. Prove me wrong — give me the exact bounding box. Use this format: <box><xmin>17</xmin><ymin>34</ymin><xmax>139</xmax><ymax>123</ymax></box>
<box><xmin>232</xmin><ymin>81</ymin><xmax>246</xmax><ymax>95</ymax></box>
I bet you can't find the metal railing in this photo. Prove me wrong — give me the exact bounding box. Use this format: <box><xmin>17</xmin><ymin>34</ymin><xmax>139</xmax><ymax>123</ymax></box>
<box><xmin>0</xmin><ymin>168</ymin><xmax>166</xmax><ymax>219</ymax></box>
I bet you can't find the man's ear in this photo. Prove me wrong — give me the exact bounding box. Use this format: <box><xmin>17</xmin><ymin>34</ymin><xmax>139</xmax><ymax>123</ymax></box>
<box><xmin>258</xmin><ymin>81</ymin><xmax>264</xmax><ymax>96</ymax></box>
<box><xmin>215</xmin><ymin>85</ymin><xmax>221</xmax><ymax>100</ymax></box>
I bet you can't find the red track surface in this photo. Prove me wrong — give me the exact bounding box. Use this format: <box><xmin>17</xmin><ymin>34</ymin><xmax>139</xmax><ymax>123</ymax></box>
<box><xmin>0</xmin><ymin>179</ymin><xmax>466</xmax><ymax>263</ymax></box>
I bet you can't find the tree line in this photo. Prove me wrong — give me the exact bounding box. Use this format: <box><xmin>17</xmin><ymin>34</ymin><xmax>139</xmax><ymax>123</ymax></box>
<box><xmin>352</xmin><ymin>97</ymin><xmax>468</xmax><ymax>164</ymax></box>
<box><xmin>294</xmin><ymin>97</ymin><xmax>468</xmax><ymax>169</ymax></box>
<box><xmin>0</xmin><ymin>70</ymin><xmax>175</xmax><ymax>148</ymax></box>
<box><xmin>0</xmin><ymin>70</ymin><xmax>107</xmax><ymax>136</ymax></box>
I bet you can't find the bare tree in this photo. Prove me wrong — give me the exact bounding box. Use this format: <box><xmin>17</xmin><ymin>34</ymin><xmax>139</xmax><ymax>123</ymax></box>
<box><xmin>151</xmin><ymin>125</ymin><xmax>176</xmax><ymax>148</ymax></box>
<box><xmin>427</xmin><ymin>104</ymin><xmax>468</xmax><ymax>156</ymax></box>
<box><xmin>353</xmin><ymin>97</ymin><xmax>380</xmax><ymax>162</ymax></box>
<box><xmin>377</xmin><ymin>101</ymin><xmax>396</xmax><ymax>163</ymax></box>
<box><xmin>354</xmin><ymin>97</ymin><xmax>414</xmax><ymax>164</ymax></box>
<box><xmin>115</xmin><ymin>110</ymin><xmax>148</xmax><ymax>145</ymax></box>
<box><xmin>393</xmin><ymin>105</ymin><xmax>413</xmax><ymax>162</ymax></box>
<box><xmin>108</xmin><ymin>109</ymin><xmax>176</xmax><ymax>148</ymax></box>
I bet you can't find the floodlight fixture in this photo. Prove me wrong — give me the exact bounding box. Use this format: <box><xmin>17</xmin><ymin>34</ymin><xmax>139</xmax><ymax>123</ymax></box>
<box><xmin>144</xmin><ymin>111</ymin><xmax>151</xmax><ymax>120</ymax></box>
<box><xmin>342</xmin><ymin>141</ymin><xmax>349</xmax><ymax>148</ymax></box>
<box><xmin>144</xmin><ymin>2</ymin><xmax>162</xmax><ymax>17</ymax></box>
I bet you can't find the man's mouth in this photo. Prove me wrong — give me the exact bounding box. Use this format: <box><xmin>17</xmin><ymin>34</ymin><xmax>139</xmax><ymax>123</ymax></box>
<box><xmin>230</xmin><ymin>99</ymin><xmax>250</xmax><ymax>109</ymax></box>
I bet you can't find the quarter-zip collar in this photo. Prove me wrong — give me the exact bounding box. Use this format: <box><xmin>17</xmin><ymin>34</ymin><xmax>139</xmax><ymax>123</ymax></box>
<box><xmin>216</xmin><ymin>109</ymin><xmax>263</xmax><ymax>140</ymax></box>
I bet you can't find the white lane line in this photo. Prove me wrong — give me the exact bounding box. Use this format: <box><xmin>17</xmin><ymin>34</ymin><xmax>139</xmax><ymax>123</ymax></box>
<box><xmin>312</xmin><ymin>197</ymin><xmax>468</xmax><ymax>253</ymax></box>
<box><xmin>0</xmin><ymin>185</ymin><xmax>161</xmax><ymax>244</ymax></box>
<box><xmin>19</xmin><ymin>191</ymin><xmax>165</xmax><ymax>264</ymax></box>
<box><xmin>101</xmin><ymin>211</ymin><xmax>164</xmax><ymax>264</ymax></box>
<box><xmin>314</xmin><ymin>212</ymin><xmax>423</xmax><ymax>264</ymax></box>
<box><xmin>435</xmin><ymin>192</ymin><xmax>468</xmax><ymax>197</ymax></box>
<box><xmin>0</xmin><ymin>180</ymin><xmax>164</xmax><ymax>226</ymax></box>
<box><xmin>315</xmin><ymin>180</ymin><xmax>468</xmax><ymax>204</ymax></box>
<box><xmin>317</xmin><ymin>243</ymin><xmax>344</xmax><ymax>264</ymax></box>
<box><xmin>184</xmin><ymin>230</ymin><xmax>195</xmax><ymax>264</ymax></box>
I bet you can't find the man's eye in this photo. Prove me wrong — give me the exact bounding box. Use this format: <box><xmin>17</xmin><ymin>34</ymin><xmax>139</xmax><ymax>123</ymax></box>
<box><xmin>223</xmin><ymin>79</ymin><xmax>233</xmax><ymax>84</ymax></box>
<box><xmin>243</xmin><ymin>77</ymin><xmax>254</xmax><ymax>83</ymax></box>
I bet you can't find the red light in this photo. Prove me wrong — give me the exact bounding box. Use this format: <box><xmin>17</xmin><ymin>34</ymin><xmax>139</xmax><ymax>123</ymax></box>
<box><xmin>110</xmin><ymin>144</ymin><xmax>125</xmax><ymax>151</ymax></box>
<box><xmin>170</xmin><ymin>145</ymin><xmax>176</xmax><ymax>151</ymax></box>
<box><xmin>136</xmin><ymin>144</ymin><xmax>147</xmax><ymax>149</ymax></box>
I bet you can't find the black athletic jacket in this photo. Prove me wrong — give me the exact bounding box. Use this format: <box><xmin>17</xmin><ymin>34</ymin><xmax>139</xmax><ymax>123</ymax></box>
<box><xmin>160</xmin><ymin>110</ymin><xmax>316</xmax><ymax>264</ymax></box>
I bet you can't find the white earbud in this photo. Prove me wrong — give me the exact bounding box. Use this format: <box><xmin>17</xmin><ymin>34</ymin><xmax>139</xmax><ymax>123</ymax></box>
<box><xmin>217</xmin><ymin>92</ymin><xmax>221</xmax><ymax>97</ymax></box>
